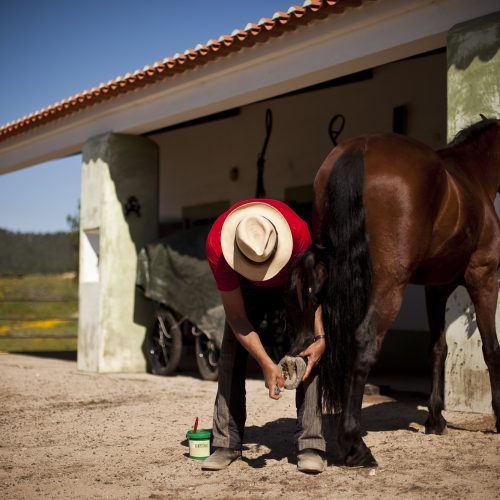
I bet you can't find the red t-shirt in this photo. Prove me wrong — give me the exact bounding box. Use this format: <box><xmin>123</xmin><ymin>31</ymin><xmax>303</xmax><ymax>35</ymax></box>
<box><xmin>206</xmin><ymin>199</ymin><xmax>311</xmax><ymax>291</ymax></box>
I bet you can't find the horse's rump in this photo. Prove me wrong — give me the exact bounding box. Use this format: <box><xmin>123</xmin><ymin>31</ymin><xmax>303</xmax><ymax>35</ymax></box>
<box><xmin>316</xmin><ymin>136</ymin><xmax>443</xmax><ymax>280</ymax></box>
<box><xmin>317</xmin><ymin>134</ymin><xmax>487</xmax><ymax>286</ymax></box>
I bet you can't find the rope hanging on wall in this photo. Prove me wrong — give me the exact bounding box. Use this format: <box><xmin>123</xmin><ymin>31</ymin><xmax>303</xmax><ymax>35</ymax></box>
<box><xmin>255</xmin><ymin>108</ymin><xmax>273</xmax><ymax>198</ymax></box>
<box><xmin>328</xmin><ymin>113</ymin><xmax>345</xmax><ymax>146</ymax></box>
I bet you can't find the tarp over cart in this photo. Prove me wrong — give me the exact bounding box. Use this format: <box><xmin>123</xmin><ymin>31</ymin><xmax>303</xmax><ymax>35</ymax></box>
<box><xmin>136</xmin><ymin>224</ymin><xmax>224</xmax><ymax>348</ymax></box>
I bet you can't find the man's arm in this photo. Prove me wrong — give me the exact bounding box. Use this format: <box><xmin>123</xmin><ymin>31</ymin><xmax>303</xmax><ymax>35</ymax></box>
<box><xmin>220</xmin><ymin>288</ymin><xmax>285</xmax><ymax>400</ymax></box>
<box><xmin>298</xmin><ymin>305</ymin><xmax>326</xmax><ymax>381</ymax></box>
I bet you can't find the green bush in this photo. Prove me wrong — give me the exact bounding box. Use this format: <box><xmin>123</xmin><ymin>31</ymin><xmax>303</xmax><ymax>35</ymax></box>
<box><xmin>0</xmin><ymin>228</ymin><xmax>76</xmax><ymax>275</ymax></box>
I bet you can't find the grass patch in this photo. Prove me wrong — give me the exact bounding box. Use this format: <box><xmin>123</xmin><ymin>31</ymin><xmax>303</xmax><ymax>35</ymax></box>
<box><xmin>0</xmin><ymin>273</ymin><xmax>77</xmax><ymax>301</ymax></box>
<box><xmin>0</xmin><ymin>319</ymin><xmax>77</xmax><ymax>336</ymax></box>
<box><xmin>0</xmin><ymin>337</ymin><xmax>77</xmax><ymax>352</ymax></box>
<box><xmin>0</xmin><ymin>274</ymin><xmax>78</xmax><ymax>352</ymax></box>
<box><xmin>0</xmin><ymin>300</ymin><xmax>77</xmax><ymax>319</ymax></box>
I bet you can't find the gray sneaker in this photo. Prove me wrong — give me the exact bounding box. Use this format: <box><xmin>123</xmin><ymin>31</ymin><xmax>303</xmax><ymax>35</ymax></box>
<box><xmin>297</xmin><ymin>448</ymin><xmax>324</xmax><ymax>473</ymax></box>
<box><xmin>201</xmin><ymin>447</ymin><xmax>242</xmax><ymax>471</ymax></box>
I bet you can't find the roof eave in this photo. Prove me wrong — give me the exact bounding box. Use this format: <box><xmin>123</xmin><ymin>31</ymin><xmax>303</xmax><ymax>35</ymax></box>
<box><xmin>1</xmin><ymin>0</ymin><xmax>498</xmax><ymax>174</ymax></box>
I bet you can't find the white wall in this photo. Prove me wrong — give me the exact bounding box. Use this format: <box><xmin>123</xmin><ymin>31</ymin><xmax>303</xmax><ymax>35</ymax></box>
<box><xmin>152</xmin><ymin>50</ymin><xmax>446</xmax><ymax>222</ymax></box>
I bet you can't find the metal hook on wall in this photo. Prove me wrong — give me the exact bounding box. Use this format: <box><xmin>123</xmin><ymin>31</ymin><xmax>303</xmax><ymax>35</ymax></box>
<box><xmin>255</xmin><ymin>108</ymin><xmax>273</xmax><ymax>198</ymax></box>
<box><xmin>328</xmin><ymin>113</ymin><xmax>345</xmax><ymax>146</ymax></box>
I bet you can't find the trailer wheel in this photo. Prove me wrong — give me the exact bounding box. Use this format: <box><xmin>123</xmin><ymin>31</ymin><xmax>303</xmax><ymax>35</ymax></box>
<box><xmin>145</xmin><ymin>308</ymin><xmax>183</xmax><ymax>376</ymax></box>
<box><xmin>195</xmin><ymin>332</ymin><xmax>219</xmax><ymax>381</ymax></box>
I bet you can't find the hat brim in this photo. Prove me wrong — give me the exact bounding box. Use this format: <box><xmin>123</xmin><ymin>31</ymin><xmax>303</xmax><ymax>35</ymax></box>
<box><xmin>221</xmin><ymin>202</ymin><xmax>293</xmax><ymax>281</ymax></box>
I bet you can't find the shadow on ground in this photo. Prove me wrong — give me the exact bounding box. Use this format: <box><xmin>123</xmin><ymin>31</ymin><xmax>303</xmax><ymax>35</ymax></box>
<box><xmin>14</xmin><ymin>350</ymin><xmax>77</xmax><ymax>361</ymax></box>
<box><xmin>238</xmin><ymin>393</ymin><xmax>429</xmax><ymax>469</ymax></box>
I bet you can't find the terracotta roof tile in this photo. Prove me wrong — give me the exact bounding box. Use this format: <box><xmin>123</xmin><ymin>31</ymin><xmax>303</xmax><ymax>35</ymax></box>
<box><xmin>244</xmin><ymin>23</ymin><xmax>262</xmax><ymax>35</ymax></box>
<box><xmin>258</xmin><ymin>18</ymin><xmax>276</xmax><ymax>30</ymax></box>
<box><xmin>194</xmin><ymin>44</ymin><xmax>210</xmax><ymax>56</ymax></box>
<box><xmin>272</xmin><ymin>11</ymin><xmax>291</xmax><ymax>23</ymax></box>
<box><xmin>304</xmin><ymin>0</ymin><xmax>323</xmax><ymax>10</ymax></box>
<box><xmin>0</xmin><ymin>0</ymin><xmax>373</xmax><ymax>142</ymax></box>
<box><xmin>288</xmin><ymin>5</ymin><xmax>307</xmax><ymax>16</ymax></box>
<box><xmin>218</xmin><ymin>34</ymin><xmax>234</xmax><ymax>46</ymax></box>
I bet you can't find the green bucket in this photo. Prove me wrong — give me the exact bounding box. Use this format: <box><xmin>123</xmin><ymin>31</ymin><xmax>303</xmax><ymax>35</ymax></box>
<box><xmin>186</xmin><ymin>429</ymin><xmax>212</xmax><ymax>460</ymax></box>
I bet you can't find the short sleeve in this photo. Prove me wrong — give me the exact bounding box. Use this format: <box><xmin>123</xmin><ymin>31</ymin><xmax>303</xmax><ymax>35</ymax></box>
<box><xmin>206</xmin><ymin>222</ymin><xmax>240</xmax><ymax>292</ymax></box>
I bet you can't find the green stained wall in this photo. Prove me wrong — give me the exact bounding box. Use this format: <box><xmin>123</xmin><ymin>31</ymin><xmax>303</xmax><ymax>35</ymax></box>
<box><xmin>447</xmin><ymin>11</ymin><xmax>500</xmax><ymax>139</ymax></box>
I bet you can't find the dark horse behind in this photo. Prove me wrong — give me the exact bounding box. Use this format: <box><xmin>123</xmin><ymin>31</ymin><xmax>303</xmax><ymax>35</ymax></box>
<box><xmin>289</xmin><ymin>117</ymin><xmax>500</xmax><ymax>467</ymax></box>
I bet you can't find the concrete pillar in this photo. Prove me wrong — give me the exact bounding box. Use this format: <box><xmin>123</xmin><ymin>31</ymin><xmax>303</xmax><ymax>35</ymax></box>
<box><xmin>77</xmin><ymin>133</ymin><xmax>158</xmax><ymax>372</ymax></box>
<box><xmin>445</xmin><ymin>274</ymin><xmax>500</xmax><ymax>413</ymax></box>
<box><xmin>444</xmin><ymin>11</ymin><xmax>500</xmax><ymax>413</ymax></box>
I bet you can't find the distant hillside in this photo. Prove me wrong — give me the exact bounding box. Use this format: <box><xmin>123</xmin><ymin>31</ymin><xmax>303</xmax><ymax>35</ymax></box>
<box><xmin>0</xmin><ymin>228</ymin><xmax>77</xmax><ymax>275</ymax></box>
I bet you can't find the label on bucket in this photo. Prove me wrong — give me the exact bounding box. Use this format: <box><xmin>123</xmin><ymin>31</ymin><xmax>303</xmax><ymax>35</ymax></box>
<box><xmin>189</xmin><ymin>438</ymin><xmax>210</xmax><ymax>459</ymax></box>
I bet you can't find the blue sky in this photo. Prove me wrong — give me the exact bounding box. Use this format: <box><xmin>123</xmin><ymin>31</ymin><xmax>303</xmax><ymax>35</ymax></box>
<box><xmin>0</xmin><ymin>0</ymin><xmax>294</xmax><ymax>233</ymax></box>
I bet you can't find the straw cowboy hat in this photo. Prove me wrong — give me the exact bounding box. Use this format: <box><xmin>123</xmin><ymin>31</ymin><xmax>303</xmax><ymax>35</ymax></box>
<box><xmin>221</xmin><ymin>201</ymin><xmax>293</xmax><ymax>281</ymax></box>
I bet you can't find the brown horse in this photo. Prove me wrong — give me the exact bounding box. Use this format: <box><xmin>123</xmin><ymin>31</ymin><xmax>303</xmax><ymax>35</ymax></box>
<box><xmin>290</xmin><ymin>118</ymin><xmax>500</xmax><ymax>467</ymax></box>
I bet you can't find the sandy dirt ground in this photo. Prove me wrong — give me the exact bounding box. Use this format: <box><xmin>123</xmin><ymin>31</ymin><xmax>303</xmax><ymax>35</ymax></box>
<box><xmin>0</xmin><ymin>352</ymin><xmax>498</xmax><ymax>499</ymax></box>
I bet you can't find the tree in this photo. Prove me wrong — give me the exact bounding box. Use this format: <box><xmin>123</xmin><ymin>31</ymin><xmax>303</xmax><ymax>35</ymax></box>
<box><xmin>66</xmin><ymin>202</ymin><xmax>80</xmax><ymax>279</ymax></box>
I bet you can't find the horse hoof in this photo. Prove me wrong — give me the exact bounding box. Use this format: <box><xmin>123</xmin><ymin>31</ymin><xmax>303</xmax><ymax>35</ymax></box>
<box><xmin>345</xmin><ymin>448</ymin><xmax>378</xmax><ymax>468</ymax></box>
<box><xmin>424</xmin><ymin>425</ymin><xmax>448</xmax><ymax>435</ymax></box>
<box><xmin>424</xmin><ymin>416</ymin><xmax>448</xmax><ymax>435</ymax></box>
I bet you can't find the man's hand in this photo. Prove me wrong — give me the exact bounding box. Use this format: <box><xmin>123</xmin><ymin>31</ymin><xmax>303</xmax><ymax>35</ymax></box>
<box><xmin>262</xmin><ymin>361</ymin><xmax>285</xmax><ymax>400</ymax></box>
<box><xmin>298</xmin><ymin>338</ymin><xmax>326</xmax><ymax>381</ymax></box>
<box><xmin>298</xmin><ymin>305</ymin><xmax>326</xmax><ymax>381</ymax></box>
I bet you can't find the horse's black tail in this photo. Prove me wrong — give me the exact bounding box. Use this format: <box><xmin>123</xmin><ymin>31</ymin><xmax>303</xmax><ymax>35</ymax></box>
<box><xmin>319</xmin><ymin>147</ymin><xmax>372</xmax><ymax>414</ymax></box>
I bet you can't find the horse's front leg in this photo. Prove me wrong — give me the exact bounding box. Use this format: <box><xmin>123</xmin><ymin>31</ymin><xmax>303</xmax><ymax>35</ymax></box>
<box><xmin>464</xmin><ymin>265</ymin><xmax>500</xmax><ymax>432</ymax></box>
<box><xmin>424</xmin><ymin>285</ymin><xmax>455</xmax><ymax>435</ymax></box>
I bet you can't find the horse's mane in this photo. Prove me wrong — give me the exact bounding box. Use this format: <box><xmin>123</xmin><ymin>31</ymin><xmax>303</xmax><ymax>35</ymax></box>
<box><xmin>448</xmin><ymin>118</ymin><xmax>498</xmax><ymax>148</ymax></box>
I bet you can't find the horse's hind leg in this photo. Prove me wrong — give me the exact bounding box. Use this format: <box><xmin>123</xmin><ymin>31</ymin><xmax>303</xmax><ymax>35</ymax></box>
<box><xmin>424</xmin><ymin>285</ymin><xmax>455</xmax><ymax>435</ymax></box>
<box><xmin>464</xmin><ymin>265</ymin><xmax>500</xmax><ymax>432</ymax></box>
<box><xmin>342</xmin><ymin>285</ymin><xmax>405</xmax><ymax>467</ymax></box>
